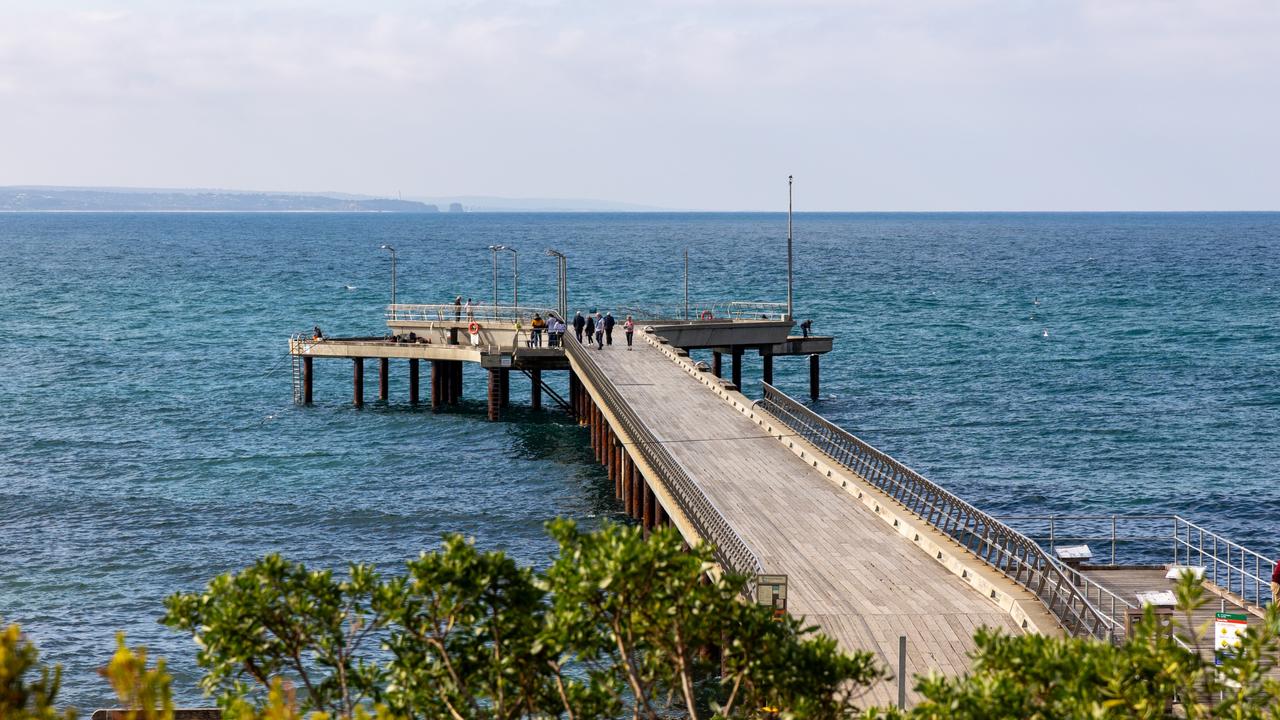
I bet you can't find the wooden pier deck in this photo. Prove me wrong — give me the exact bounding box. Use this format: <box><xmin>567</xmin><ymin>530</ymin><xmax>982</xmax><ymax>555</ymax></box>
<box><xmin>577</xmin><ymin>336</ymin><xmax>1035</xmax><ymax>705</ymax></box>
<box><xmin>291</xmin><ymin>300</ymin><xmax>1278</xmax><ymax>708</ymax></box>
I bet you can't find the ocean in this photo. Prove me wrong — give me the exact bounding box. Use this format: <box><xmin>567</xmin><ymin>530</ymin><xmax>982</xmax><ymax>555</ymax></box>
<box><xmin>1</xmin><ymin>211</ymin><xmax>1277</xmax><ymax>707</ymax></box>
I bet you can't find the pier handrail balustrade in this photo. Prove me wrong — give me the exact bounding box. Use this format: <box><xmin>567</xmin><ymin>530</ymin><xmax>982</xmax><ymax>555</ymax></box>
<box><xmin>563</xmin><ymin>333</ymin><xmax>766</xmax><ymax>596</ymax></box>
<box><xmin>386</xmin><ymin>303</ymin><xmax>559</xmax><ymax>326</ymax></box>
<box><xmin>754</xmin><ymin>383</ymin><xmax>1122</xmax><ymax>643</ymax></box>
<box><xmin>1002</xmin><ymin>514</ymin><xmax>1277</xmax><ymax>608</ymax></box>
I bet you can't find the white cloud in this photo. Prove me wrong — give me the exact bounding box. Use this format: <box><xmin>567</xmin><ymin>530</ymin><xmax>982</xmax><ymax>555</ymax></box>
<box><xmin>0</xmin><ymin>0</ymin><xmax>1277</xmax><ymax>208</ymax></box>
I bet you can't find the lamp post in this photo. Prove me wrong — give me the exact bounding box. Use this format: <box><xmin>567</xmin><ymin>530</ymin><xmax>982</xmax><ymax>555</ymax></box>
<box><xmin>501</xmin><ymin>246</ymin><xmax>519</xmax><ymax>317</ymax></box>
<box><xmin>379</xmin><ymin>244</ymin><xmax>397</xmax><ymax>319</ymax></box>
<box><xmin>786</xmin><ymin>175</ymin><xmax>794</xmax><ymax>323</ymax></box>
<box><xmin>684</xmin><ymin>248</ymin><xmax>689</xmax><ymax>321</ymax></box>
<box><xmin>546</xmin><ymin>249</ymin><xmax>567</xmax><ymax>318</ymax></box>
<box><xmin>487</xmin><ymin>244</ymin><xmax>504</xmax><ymax>312</ymax></box>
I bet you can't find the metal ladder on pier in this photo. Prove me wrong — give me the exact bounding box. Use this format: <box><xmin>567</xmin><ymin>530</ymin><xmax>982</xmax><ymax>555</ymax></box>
<box><xmin>289</xmin><ymin>333</ymin><xmax>307</xmax><ymax>404</ymax></box>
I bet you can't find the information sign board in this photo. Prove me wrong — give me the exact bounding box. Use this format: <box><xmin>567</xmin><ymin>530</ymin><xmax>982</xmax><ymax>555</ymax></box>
<box><xmin>1215</xmin><ymin>612</ymin><xmax>1248</xmax><ymax>665</ymax></box>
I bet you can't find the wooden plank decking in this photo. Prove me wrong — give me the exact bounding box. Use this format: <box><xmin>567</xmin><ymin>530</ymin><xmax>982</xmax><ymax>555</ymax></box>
<box><xmin>587</xmin><ymin>339</ymin><xmax>1025</xmax><ymax>706</ymax></box>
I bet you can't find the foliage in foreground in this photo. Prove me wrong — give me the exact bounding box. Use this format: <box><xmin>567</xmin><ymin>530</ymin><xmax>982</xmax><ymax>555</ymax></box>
<box><xmin>10</xmin><ymin>528</ymin><xmax>1280</xmax><ymax>720</ymax></box>
<box><xmin>162</xmin><ymin>520</ymin><xmax>882</xmax><ymax>719</ymax></box>
<box><xmin>870</xmin><ymin>571</ymin><xmax>1280</xmax><ymax>720</ymax></box>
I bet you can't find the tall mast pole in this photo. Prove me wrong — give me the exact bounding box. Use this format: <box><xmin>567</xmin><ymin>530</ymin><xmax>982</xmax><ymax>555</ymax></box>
<box><xmin>684</xmin><ymin>248</ymin><xmax>689</xmax><ymax>321</ymax></box>
<box><xmin>786</xmin><ymin>175</ymin><xmax>794</xmax><ymax>322</ymax></box>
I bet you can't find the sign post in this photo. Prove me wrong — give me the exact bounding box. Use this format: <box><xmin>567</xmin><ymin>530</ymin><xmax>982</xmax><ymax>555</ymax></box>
<box><xmin>1215</xmin><ymin>612</ymin><xmax>1248</xmax><ymax>666</ymax></box>
<box><xmin>756</xmin><ymin>574</ymin><xmax>788</xmax><ymax>621</ymax></box>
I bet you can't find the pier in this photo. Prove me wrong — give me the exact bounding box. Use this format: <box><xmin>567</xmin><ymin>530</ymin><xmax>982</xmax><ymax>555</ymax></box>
<box><xmin>290</xmin><ymin>300</ymin><xmax>1277</xmax><ymax>705</ymax></box>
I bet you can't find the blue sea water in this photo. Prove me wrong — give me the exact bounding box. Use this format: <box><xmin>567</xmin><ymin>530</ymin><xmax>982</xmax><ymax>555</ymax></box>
<box><xmin>1</xmin><ymin>211</ymin><xmax>1278</xmax><ymax>707</ymax></box>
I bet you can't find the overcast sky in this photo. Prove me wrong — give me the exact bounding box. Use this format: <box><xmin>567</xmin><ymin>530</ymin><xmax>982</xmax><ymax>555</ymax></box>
<box><xmin>1</xmin><ymin>0</ymin><xmax>1277</xmax><ymax>210</ymax></box>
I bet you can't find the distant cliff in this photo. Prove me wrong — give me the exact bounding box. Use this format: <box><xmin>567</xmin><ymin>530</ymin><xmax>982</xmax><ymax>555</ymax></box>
<box><xmin>0</xmin><ymin>187</ymin><xmax>439</xmax><ymax>212</ymax></box>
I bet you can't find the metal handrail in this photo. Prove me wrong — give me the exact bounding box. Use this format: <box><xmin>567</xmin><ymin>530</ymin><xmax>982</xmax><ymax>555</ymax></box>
<box><xmin>1000</xmin><ymin>514</ymin><xmax>1277</xmax><ymax>607</ymax></box>
<box><xmin>611</xmin><ymin>300</ymin><xmax>789</xmax><ymax>323</ymax></box>
<box><xmin>754</xmin><ymin>383</ymin><xmax>1119</xmax><ymax>642</ymax></box>
<box><xmin>563</xmin><ymin>333</ymin><xmax>765</xmax><ymax>596</ymax></box>
<box><xmin>387</xmin><ymin>303</ymin><xmax>560</xmax><ymax>326</ymax></box>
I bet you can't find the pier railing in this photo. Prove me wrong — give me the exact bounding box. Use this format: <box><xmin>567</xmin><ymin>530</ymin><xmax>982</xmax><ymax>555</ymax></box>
<box><xmin>754</xmin><ymin>383</ymin><xmax>1121</xmax><ymax>642</ymax></box>
<box><xmin>1003</xmin><ymin>514</ymin><xmax>1277</xmax><ymax>608</ymax></box>
<box><xmin>386</xmin><ymin>303</ymin><xmax>561</xmax><ymax>325</ymax></box>
<box><xmin>563</xmin><ymin>333</ymin><xmax>765</xmax><ymax>595</ymax></box>
<box><xmin>614</xmin><ymin>301</ymin><xmax>789</xmax><ymax>322</ymax></box>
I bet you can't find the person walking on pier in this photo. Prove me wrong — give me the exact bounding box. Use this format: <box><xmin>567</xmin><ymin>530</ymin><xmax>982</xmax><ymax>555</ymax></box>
<box><xmin>530</xmin><ymin>313</ymin><xmax>546</xmax><ymax>347</ymax></box>
<box><xmin>585</xmin><ymin>312</ymin><xmax>596</xmax><ymax>345</ymax></box>
<box><xmin>624</xmin><ymin>315</ymin><xmax>635</xmax><ymax>349</ymax></box>
<box><xmin>593</xmin><ymin>312</ymin><xmax>605</xmax><ymax>350</ymax></box>
<box><xmin>454</xmin><ymin>296</ymin><xmax>463</xmax><ymax>321</ymax></box>
<box><xmin>574</xmin><ymin>312</ymin><xmax>586</xmax><ymax>343</ymax></box>
<box><xmin>1271</xmin><ymin>558</ymin><xmax>1279</xmax><ymax>603</ymax></box>
<box><xmin>604</xmin><ymin>312</ymin><xmax>616</xmax><ymax>345</ymax></box>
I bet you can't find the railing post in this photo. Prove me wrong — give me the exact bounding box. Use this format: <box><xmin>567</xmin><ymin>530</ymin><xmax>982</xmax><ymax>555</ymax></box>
<box><xmin>1111</xmin><ymin>515</ymin><xmax>1117</xmax><ymax>565</ymax></box>
<box><xmin>1049</xmin><ymin>517</ymin><xmax>1055</xmax><ymax>553</ymax></box>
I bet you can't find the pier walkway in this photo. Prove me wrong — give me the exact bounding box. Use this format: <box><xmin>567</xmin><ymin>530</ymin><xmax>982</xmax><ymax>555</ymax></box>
<box><xmin>575</xmin><ymin>333</ymin><xmax>1029</xmax><ymax>705</ymax></box>
<box><xmin>291</xmin><ymin>299</ymin><xmax>1278</xmax><ymax>707</ymax></box>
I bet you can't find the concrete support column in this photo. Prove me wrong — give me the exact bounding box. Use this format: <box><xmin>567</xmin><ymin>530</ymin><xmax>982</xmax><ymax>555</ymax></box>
<box><xmin>632</xmin><ymin>466</ymin><xmax>643</xmax><ymax>520</ymax></box>
<box><xmin>809</xmin><ymin>354</ymin><xmax>820</xmax><ymax>401</ymax></box>
<box><xmin>487</xmin><ymin>368</ymin><xmax>502</xmax><ymax>421</ymax></box>
<box><xmin>712</xmin><ymin>351</ymin><xmax>722</xmax><ymax>377</ymax></box>
<box><xmin>731</xmin><ymin>347</ymin><xmax>743</xmax><ymax>388</ymax></box>
<box><xmin>530</xmin><ymin>369</ymin><xmax>542</xmax><ymax>410</ymax></box>
<box><xmin>453</xmin><ymin>361</ymin><xmax>463</xmax><ymax>404</ymax></box>
<box><xmin>643</xmin><ymin>484</ymin><xmax>655</xmax><ymax>535</ymax></box>
<box><xmin>430</xmin><ymin>361</ymin><xmax>442</xmax><ymax>410</ymax></box>
<box><xmin>303</xmin><ymin>357</ymin><xmax>313</xmax><ymax>404</ymax></box>
<box><xmin>762</xmin><ymin>354</ymin><xmax>773</xmax><ymax>386</ymax></box>
<box><xmin>655</xmin><ymin>498</ymin><xmax>668</xmax><ymax>527</ymax></box>
<box><xmin>408</xmin><ymin>359</ymin><xmax>419</xmax><ymax>404</ymax></box>
<box><xmin>622</xmin><ymin>447</ymin><xmax>632</xmax><ymax>516</ymax></box>
<box><xmin>499</xmin><ymin>368</ymin><xmax>510</xmax><ymax>408</ymax></box>
<box><xmin>353</xmin><ymin>358</ymin><xmax>364</xmax><ymax>408</ymax></box>
<box><xmin>378</xmin><ymin>358</ymin><xmax>389</xmax><ymax>401</ymax></box>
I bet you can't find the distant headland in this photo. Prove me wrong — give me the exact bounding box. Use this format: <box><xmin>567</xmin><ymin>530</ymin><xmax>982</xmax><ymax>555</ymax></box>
<box><xmin>0</xmin><ymin>186</ymin><xmax>670</xmax><ymax>213</ymax></box>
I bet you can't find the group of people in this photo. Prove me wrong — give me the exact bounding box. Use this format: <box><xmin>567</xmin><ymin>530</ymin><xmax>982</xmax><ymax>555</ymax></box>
<box><xmin>527</xmin><ymin>313</ymin><xmax>568</xmax><ymax>347</ymax></box>
<box><xmin>571</xmin><ymin>310</ymin><xmax>635</xmax><ymax>350</ymax></box>
<box><xmin>522</xmin><ymin>310</ymin><xmax>636</xmax><ymax>350</ymax></box>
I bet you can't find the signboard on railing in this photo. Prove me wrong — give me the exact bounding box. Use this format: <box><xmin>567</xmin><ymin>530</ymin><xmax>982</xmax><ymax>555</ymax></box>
<box><xmin>1215</xmin><ymin>612</ymin><xmax>1248</xmax><ymax>665</ymax></box>
<box><xmin>756</xmin><ymin>574</ymin><xmax>788</xmax><ymax>621</ymax></box>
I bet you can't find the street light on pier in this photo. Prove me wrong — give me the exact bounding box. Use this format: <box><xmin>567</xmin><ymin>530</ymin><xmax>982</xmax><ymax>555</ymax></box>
<box><xmin>487</xmin><ymin>244</ymin><xmax>504</xmax><ymax>311</ymax></box>
<box><xmin>545</xmin><ymin>248</ymin><xmax>567</xmax><ymax>319</ymax></box>
<box><xmin>501</xmin><ymin>246</ymin><xmax>519</xmax><ymax>318</ymax></box>
<box><xmin>379</xmin><ymin>244</ymin><xmax>397</xmax><ymax>320</ymax></box>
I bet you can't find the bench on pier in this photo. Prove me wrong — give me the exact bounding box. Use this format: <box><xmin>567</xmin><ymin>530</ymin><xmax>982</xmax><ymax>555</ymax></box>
<box><xmin>1055</xmin><ymin>544</ymin><xmax>1092</xmax><ymax>572</ymax></box>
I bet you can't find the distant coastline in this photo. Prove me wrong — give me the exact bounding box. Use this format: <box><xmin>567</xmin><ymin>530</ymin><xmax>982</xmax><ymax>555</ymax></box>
<box><xmin>0</xmin><ymin>186</ymin><xmax>671</xmax><ymax>213</ymax></box>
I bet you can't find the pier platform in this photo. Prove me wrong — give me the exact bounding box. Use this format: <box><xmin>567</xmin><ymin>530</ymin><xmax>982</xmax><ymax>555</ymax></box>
<box><xmin>289</xmin><ymin>297</ymin><xmax>1278</xmax><ymax>707</ymax></box>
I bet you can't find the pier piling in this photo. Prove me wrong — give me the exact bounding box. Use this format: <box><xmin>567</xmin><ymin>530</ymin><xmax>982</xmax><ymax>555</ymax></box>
<box><xmin>809</xmin><ymin>354</ymin><xmax>820</xmax><ymax>400</ymax></box>
<box><xmin>712</xmin><ymin>351</ymin><xmax>722</xmax><ymax>377</ymax></box>
<box><xmin>352</xmin><ymin>358</ymin><xmax>364</xmax><ymax>407</ymax></box>
<box><xmin>378</xmin><ymin>358</ymin><xmax>389</xmax><ymax>401</ymax></box>
<box><xmin>303</xmin><ymin>357</ymin><xmax>313</xmax><ymax>404</ymax></box>
<box><xmin>530</xmin><ymin>369</ymin><xmax>542</xmax><ymax>410</ymax></box>
<box><xmin>499</xmin><ymin>368</ymin><xmax>509</xmax><ymax>407</ymax></box>
<box><xmin>487</xmin><ymin>369</ymin><xmax>502</xmax><ymax>421</ymax></box>
<box><xmin>408</xmin><ymin>359</ymin><xmax>419</xmax><ymax>404</ymax></box>
<box><xmin>430</xmin><ymin>361</ymin><xmax>442</xmax><ymax>410</ymax></box>
<box><xmin>762</xmin><ymin>354</ymin><xmax>773</xmax><ymax>386</ymax></box>
<box><xmin>731</xmin><ymin>348</ymin><xmax>743</xmax><ymax>388</ymax></box>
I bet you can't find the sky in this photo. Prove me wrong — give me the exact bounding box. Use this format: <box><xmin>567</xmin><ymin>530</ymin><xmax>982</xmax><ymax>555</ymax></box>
<box><xmin>1</xmin><ymin>0</ymin><xmax>1278</xmax><ymax>210</ymax></box>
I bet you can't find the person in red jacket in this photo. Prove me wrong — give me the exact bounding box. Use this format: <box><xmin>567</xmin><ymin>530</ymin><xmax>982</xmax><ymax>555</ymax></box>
<box><xmin>1272</xmin><ymin>559</ymin><xmax>1279</xmax><ymax>603</ymax></box>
